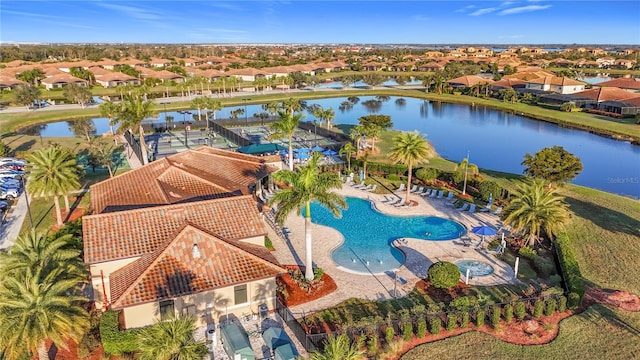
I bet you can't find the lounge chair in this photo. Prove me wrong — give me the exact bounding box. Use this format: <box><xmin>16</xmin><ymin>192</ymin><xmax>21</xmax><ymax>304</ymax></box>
<box><xmin>421</xmin><ymin>188</ymin><xmax>432</xmax><ymax>196</ymax></box>
<box><xmin>352</xmin><ymin>180</ymin><xmax>365</xmax><ymax>188</ymax></box>
<box><xmin>457</xmin><ymin>203</ymin><xmax>470</xmax><ymax>211</ymax></box>
<box><xmin>480</xmin><ymin>203</ymin><xmax>492</xmax><ymax>212</ymax></box>
<box><xmin>367</xmin><ymin>184</ymin><xmax>377</xmax><ymax>192</ymax></box>
<box><xmin>492</xmin><ymin>206</ymin><xmax>503</xmax><ymax>215</ymax></box>
<box><xmin>412</xmin><ymin>186</ymin><xmax>424</xmax><ymax>194</ymax></box>
<box><xmin>445</xmin><ymin>191</ymin><xmax>454</xmax><ymax>201</ymax></box>
<box><xmin>362</xmin><ymin>184</ymin><xmax>373</xmax><ymax>191</ymax></box>
<box><xmin>485</xmin><ymin>245</ymin><xmax>504</xmax><ymax>255</ymax></box>
<box><xmin>397</xmin><ymin>183</ymin><xmax>406</xmax><ymax>192</ymax></box>
<box><xmin>381</xmin><ymin>195</ymin><xmax>395</xmax><ymax>204</ymax></box>
<box><xmin>418</xmin><ymin>188</ymin><xmax>429</xmax><ymax>196</ymax></box>
<box><xmin>429</xmin><ymin>190</ymin><xmax>438</xmax><ymax>198</ymax></box>
<box><xmin>394</xmin><ymin>198</ymin><xmax>407</xmax><ymax>207</ymax></box>
<box><xmin>437</xmin><ymin>190</ymin><xmax>444</xmax><ymax>199</ymax></box>
<box><xmin>468</xmin><ymin>204</ymin><xmax>476</xmax><ymax>214</ymax></box>
<box><xmin>387</xmin><ymin>197</ymin><xmax>402</xmax><ymax>206</ymax></box>
<box><xmin>409</xmin><ymin>185</ymin><xmax>418</xmax><ymax>193</ymax></box>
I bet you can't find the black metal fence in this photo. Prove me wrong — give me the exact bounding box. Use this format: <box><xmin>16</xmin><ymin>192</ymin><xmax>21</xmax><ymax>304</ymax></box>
<box><xmin>298</xmin><ymin>121</ymin><xmax>350</xmax><ymax>144</ymax></box>
<box><xmin>275</xmin><ymin>299</ymin><xmax>318</xmax><ymax>353</ymax></box>
<box><xmin>123</xmin><ymin>130</ymin><xmax>143</xmax><ymax>165</ymax></box>
<box><xmin>208</xmin><ymin>120</ymin><xmax>253</xmax><ymax>147</ymax></box>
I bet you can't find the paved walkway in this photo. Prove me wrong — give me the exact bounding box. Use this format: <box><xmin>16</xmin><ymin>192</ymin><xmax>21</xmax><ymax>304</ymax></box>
<box><xmin>0</xmin><ymin>191</ymin><xmax>30</xmax><ymax>249</ymax></box>
<box><xmin>267</xmin><ymin>184</ymin><xmax>517</xmax><ymax>317</ymax></box>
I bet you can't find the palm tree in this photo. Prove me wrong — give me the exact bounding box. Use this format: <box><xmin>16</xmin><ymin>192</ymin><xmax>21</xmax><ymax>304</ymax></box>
<box><xmin>269</xmin><ymin>152</ymin><xmax>346</xmax><ymax>281</ymax></box>
<box><xmin>389</xmin><ymin>131</ymin><xmax>433</xmax><ymax>202</ymax></box>
<box><xmin>27</xmin><ymin>147</ymin><xmax>81</xmax><ymax>226</ymax></box>
<box><xmin>282</xmin><ymin>97</ymin><xmax>303</xmax><ymax>115</ymax></box>
<box><xmin>309</xmin><ymin>334</ymin><xmax>364</xmax><ymax>360</ymax></box>
<box><xmin>454</xmin><ymin>155</ymin><xmax>479</xmax><ymax>195</ymax></box>
<box><xmin>115</xmin><ymin>90</ymin><xmax>155</xmax><ymax>165</ymax></box>
<box><xmin>269</xmin><ymin>110</ymin><xmax>304</xmax><ymax>171</ymax></box>
<box><xmin>137</xmin><ymin>315</ymin><xmax>209</xmax><ymax>360</ymax></box>
<box><xmin>503</xmin><ymin>179</ymin><xmax>570</xmax><ymax>247</ymax></box>
<box><xmin>191</xmin><ymin>96</ymin><xmax>208</xmax><ymax>123</ymax></box>
<box><xmin>314</xmin><ymin>106</ymin><xmax>336</xmax><ymax>129</ymax></box>
<box><xmin>99</xmin><ymin>100</ymin><xmax>120</xmax><ymax>136</ymax></box>
<box><xmin>339</xmin><ymin>142</ymin><xmax>356</xmax><ymax>171</ymax></box>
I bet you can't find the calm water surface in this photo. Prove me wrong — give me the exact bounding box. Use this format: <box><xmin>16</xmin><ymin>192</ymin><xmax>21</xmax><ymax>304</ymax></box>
<box><xmin>27</xmin><ymin>96</ymin><xmax>640</xmax><ymax>198</ymax></box>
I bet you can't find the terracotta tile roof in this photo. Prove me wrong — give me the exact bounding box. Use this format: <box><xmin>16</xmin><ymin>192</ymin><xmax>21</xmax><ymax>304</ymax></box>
<box><xmin>492</xmin><ymin>78</ymin><xmax>526</xmax><ymax>89</ymax></box>
<box><xmin>90</xmin><ymin>147</ymin><xmax>275</xmax><ymax>214</ymax></box>
<box><xmin>447</xmin><ymin>75</ymin><xmax>494</xmax><ymax>87</ymax></box>
<box><xmin>109</xmin><ymin>224</ymin><xmax>283</xmax><ymax>309</ymax></box>
<box><xmin>575</xmin><ymin>87</ymin><xmax>636</xmax><ymax>102</ymax></box>
<box><xmin>0</xmin><ymin>75</ymin><xmax>25</xmax><ymax>87</ymax></box>
<box><xmin>596</xmin><ymin>78</ymin><xmax>640</xmax><ymax>90</ymax></box>
<box><xmin>41</xmin><ymin>73</ymin><xmax>88</xmax><ymax>85</ymax></box>
<box><xmin>526</xmin><ymin>76</ymin><xmax>585</xmax><ymax>86</ymax></box>
<box><xmin>83</xmin><ymin>195</ymin><xmax>267</xmax><ymax>264</ymax></box>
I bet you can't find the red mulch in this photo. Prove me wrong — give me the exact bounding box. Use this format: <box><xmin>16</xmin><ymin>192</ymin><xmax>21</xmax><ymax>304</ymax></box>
<box><xmin>36</xmin><ymin>339</ymin><xmax>105</xmax><ymax>360</ymax></box>
<box><xmin>277</xmin><ymin>265</ymin><xmax>337</xmax><ymax>307</ymax></box>
<box><xmin>51</xmin><ymin>206</ymin><xmax>87</xmax><ymax>231</ymax></box>
<box><xmin>584</xmin><ymin>286</ymin><xmax>640</xmax><ymax>312</ymax></box>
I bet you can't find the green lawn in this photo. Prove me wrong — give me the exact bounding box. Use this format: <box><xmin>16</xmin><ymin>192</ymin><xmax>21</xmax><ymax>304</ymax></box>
<box><xmin>401</xmin><ymin>305</ymin><xmax>640</xmax><ymax>360</ymax></box>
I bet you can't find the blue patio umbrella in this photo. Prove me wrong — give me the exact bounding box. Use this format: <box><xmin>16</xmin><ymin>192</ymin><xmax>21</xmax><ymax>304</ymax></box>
<box><xmin>296</xmin><ymin>152</ymin><xmax>309</xmax><ymax>160</ymax></box>
<box><xmin>297</xmin><ymin>147</ymin><xmax>310</xmax><ymax>153</ymax></box>
<box><xmin>311</xmin><ymin>145</ymin><xmax>325</xmax><ymax>152</ymax></box>
<box><xmin>322</xmin><ymin>149</ymin><xmax>338</xmax><ymax>156</ymax></box>
<box><xmin>471</xmin><ymin>225</ymin><xmax>498</xmax><ymax>246</ymax></box>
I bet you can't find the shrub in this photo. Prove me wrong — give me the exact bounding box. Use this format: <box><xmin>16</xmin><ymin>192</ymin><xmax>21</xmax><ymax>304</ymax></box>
<box><xmin>533</xmin><ymin>300</ymin><xmax>544</xmax><ymax>318</ymax></box>
<box><xmin>533</xmin><ymin>256</ymin><xmax>555</xmax><ymax>278</ymax></box>
<box><xmin>518</xmin><ymin>246</ymin><xmax>537</xmax><ymax>260</ymax></box>
<box><xmin>99</xmin><ymin>310</ymin><xmax>140</xmax><ymax>354</ymax></box>
<box><xmin>545</xmin><ymin>298</ymin><xmax>557</xmax><ymax>316</ymax></box>
<box><xmin>514</xmin><ymin>302</ymin><xmax>526</xmax><ymax>321</ymax></box>
<box><xmin>402</xmin><ymin>321</ymin><xmax>413</xmax><ymax>341</ymax></box>
<box><xmin>558</xmin><ymin>295</ymin><xmax>568</xmax><ymax>312</ymax></box>
<box><xmin>568</xmin><ymin>292</ymin><xmax>581</xmax><ymax>310</ymax></box>
<box><xmin>429</xmin><ymin>317</ymin><xmax>441</xmax><ymax>335</ymax></box>
<box><xmin>367</xmin><ymin>333</ymin><xmax>379</xmax><ymax>355</ymax></box>
<box><xmin>428</xmin><ymin>261</ymin><xmax>460</xmax><ymax>289</ymax></box>
<box><xmin>264</xmin><ymin>235</ymin><xmax>273</xmax><ymax>250</ymax></box>
<box><xmin>387</xmin><ymin>173</ymin><xmax>400</xmax><ymax>181</ymax></box>
<box><xmin>476</xmin><ymin>309</ymin><xmax>485</xmax><ymax>327</ymax></box>
<box><xmin>460</xmin><ymin>311</ymin><xmax>470</xmax><ymax>328</ymax></box>
<box><xmin>446</xmin><ymin>314</ymin><xmax>457</xmax><ymax>331</ymax></box>
<box><xmin>555</xmin><ymin>233</ymin><xmax>585</xmax><ymax>302</ymax></box>
<box><xmin>450</xmin><ymin>296</ymin><xmax>475</xmax><ymax>311</ymax></box>
<box><xmin>385</xmin><ymin>325</ymin><xmax>395</xmax><ymax>345</ymax></box>
<box><xmin>504</xmin><ymin>304</ymin><xmax>513</xmax><ymax>323</ymax></box>
<box><xmin>549</xmin><ymin>274</ymin><xmax>562</xmax><ymax>286</ymax></box>
<box><xmin>415</xmin><ymin>167</ymin><xmax>438</xmax><ymax>183</ymax></box>
<box><xmin>416</xmin><ymin>318</ymin><xmax>427</xmax><ymax>338</ymax></box>
<box><xmin>491</xmin><ymin>306</ymin><xmax>501</xmax><ymax>327</ymax></box>
<box><xmin>478</xmin><ymin>181</ymin><xmax>502</xmax><ymax>202</ymax></box>
<box><xmin>313</xmin><ymin>267</ymin><xmax>324</xmax><ymax>281</ymax></box>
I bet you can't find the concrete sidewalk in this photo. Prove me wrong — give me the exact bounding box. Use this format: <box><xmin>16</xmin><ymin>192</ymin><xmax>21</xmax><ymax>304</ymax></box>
<box><xmin>0</xmin><ymin>191</ymin><xmax>30</xmax><ymax>249</ymax></box>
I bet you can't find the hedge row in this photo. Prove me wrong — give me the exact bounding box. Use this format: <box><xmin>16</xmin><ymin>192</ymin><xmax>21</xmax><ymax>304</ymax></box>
<box><xmin>554</xmin><ymin>232</ymin><xmax>585</xmax><ymax>302</ymax></box>
<box><xmin>99</xmin><ymin>310</ymin><xmax>140</xmax><ymax>354</ymax></box>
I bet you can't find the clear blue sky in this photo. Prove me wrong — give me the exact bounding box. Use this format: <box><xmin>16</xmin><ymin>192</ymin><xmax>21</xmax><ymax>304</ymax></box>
<box><xmin>1</xmin><ymin>1</ymin><xmax>639</xmax><ymax>45</ymax></box>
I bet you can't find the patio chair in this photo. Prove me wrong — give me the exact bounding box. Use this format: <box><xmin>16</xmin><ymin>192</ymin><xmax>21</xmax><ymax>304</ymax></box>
<box><xmin>429</xmin><ymin>190</ymin><xmax>438</xmax><ymax>198</ymax></box>
<box><xmin>397</xmin><ymin>183</ymin><xmax>406</xmax><ymax>192</ymax></box>
<box><xmin>367</xmin><ymin>184</ymin><xmax>377</xmax><ymax>192</ymax></box>
<box><xmin>394</xmin><ymin>198</ymin><xmax>407</xmax><ymax>207</ymax></box>
<box><xmin>381</xmin><ymin>195</ymin><xmax>394</xmax><ymax>204</ymax></box>
<box><xmin>412</xmin><ymin>186</ymin><xmax>424</xmax><ymax>194</ymax></box>
<box><xmin>387</xmin><ymin>197</ymin><xmax>401</xmax><ymax>206</ymax></box>
<box><xmin>445</xmin><ymin>191</ymin><xmax>454</xmax><ymax>201</ymax></box>
<box><xmin>409</xmin><ymin>184</ymin><xmax>418</xmax><ymax>193</ymax></box>
<box><xmin>457</xmin><ymin>203</ymin><xmax>470</xmax><ymax>211</ymax></box>
<box><xmin>418</xmin><ymin>188</ymin><xmax>430</xmax><ymax>196</ymax></box>
<box><xmin>362</xmin><ymin>184</ymin><xmax>373</xmax><ymax>191</ymax></box>
<box><xmin>485</xmin><ymin>245</ymin><xmax>504</xmax><ymax>255</ymax></box>
<box><xmin>437</xmin><ymin>190</ymin><xmax>444</xmax><ymax>199</ymax></box>
<box><xmin>420</xmin><ymin>188</ymin><xmax>432</xmax><ymax>196</ymax></box>
<box><xmin>352</xmin><ymin>180</ymin><xmax>365</xmax><ymax>188</ymax></box>
<box><xmin>468</xmin><ymin>204</ymin><xmax>476</xmax><ymax>214</ymax></box>
<box><xmin>480</xmin><ymin>203</ymin><xmax>492</xmax><ymax>212</ymax></box>
<box><xmin>492</xmin><ymin>206</ymin><xmax>503</xmax><ymax>215</ymax></box>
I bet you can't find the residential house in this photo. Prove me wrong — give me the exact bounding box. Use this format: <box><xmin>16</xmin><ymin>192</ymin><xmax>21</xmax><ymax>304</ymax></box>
<box><xmin>225</xmin><ymin>68</ymin><xmax>269</xmax><ymax>82</ymax></box>
<box><xmin>91</xmin><ymin>67</ymin><xmax>141</xmax><ymax>88</ymax></box>
<box><xmin>40</xmin><ymin>73</ymin><xmax>89</xmax><ymax>89</ymax></box>
<box><xmin>446</xmin><ymin>75</ymin><xmax>494</xmax><ymax>89</ymax></box>
<box><xmin>524</xmin><ymin>76</ymin><xmax>586</xmax><ymax>94</ymax></box>
<box><xmin>613</xmin><ymin>59</ymin><xmax>636</xmax><ymax>70</ymax></box>
<box><xmin>0</xmin><ymin>75</ymin><xmax>26</xmax><ymax>90</ymax></box>
<box><xmin>83</xmin><ymin>147</ymin><xmax>284</xmax><ymax>329</ymax></box>
<box><xmin>595</xmin><ymin>78</ymin><xmax>640</xmax><ymax>93</ymax></box>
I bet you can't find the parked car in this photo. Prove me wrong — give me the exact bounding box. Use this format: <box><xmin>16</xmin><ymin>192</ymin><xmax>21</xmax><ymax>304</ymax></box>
<box><xmin>0</xmin><ymin>158</ymin><xmax>26</xmax><ymax>166</ymax></box>
<box><xmin>0</xmin><ymin>162</ymin><xmax>26</xmax><ymax>171</ymax></box>
<box><xmin>0</xmin><ymin>178</ymin><xmax>22</xmax><ymax>188</ymax></box>
<box><xmin>0</xmin><ymin>187</ymin><xmax>21</xmax><ymax>201</ymax></box>
<box><xmin>0</xmin><ymin>172</ymin><xmax>22</xmax><ymax>181</ymax></box>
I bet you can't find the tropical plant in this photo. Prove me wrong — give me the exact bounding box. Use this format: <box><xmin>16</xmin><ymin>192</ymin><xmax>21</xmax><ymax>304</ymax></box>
<box><xmin>63</xmin><ymin>83</ymin><xmax>93</xmax><ymax>108</ymax></box>
<box><xmin>268</xmin><ymin>152</ymin><xmax>346</xmax><ymax>280</ymax></box>
<box><xmin>427</xmin><ymin>261</ymin><xmax>460</xmax><ymax>289</ymax></box>
<box><xmin>137</xmin><ymin>315</ymin><xmax>209</xmax><ymax>360</ymax></box>
<box><xmin>454</xmin><ymin>155</ymin><xmax>479</xmax><ymax>195</ymax></box>
<box><xmin>339</xmin><ymin>142</ymin><xmax>356</xmax><ymax>171</ymax></box>
<box><xmin>13</xmin><ymin>84</ymin><xmax>41</xmax><ymax>110</ymax></box>
<box><xmin>99</xmin><ymin>100</ymin><xmax>120</xmax><ymax>135</ymax></box>
<box><xmin>522</xmin><ymin>146</ymin><xmax>583</xmax><ymax>185</ymax></box>
<box><xmin>503</xmin><ymin>179</ymin><xmax>570</xmax><ymax>247</ymax></box>
<box><xmin>269</xmin><ymin>110</ymin><xmax>304</xmax><ymax>171</ymax></box>
<box><xmin>389</xmin><ymin>131</ymin><xmax>433</xmax><ymax>202</ymax></box>
<box><xmin>309</xmin><ymin>334</ymin><xmax>364</xmax><ymax>360</ymax></box>
<box><xmin>314</xmin><ymin>106</ymin><xmax>336</xmax><ymax>129</ymax></box>
<box><xmin>26</xmin><ymin>147</ymin><xmax>81</xmax><ymax>226</ymax></box>
<box><xmin>191</xmin><ymin>96</ymin><xmax>208</xmax><ymax>123</ymax></box>
<box><xmin>114</xmin><ymin>90</ymin><xmax>155</xmax><ymax>165</ymax></box>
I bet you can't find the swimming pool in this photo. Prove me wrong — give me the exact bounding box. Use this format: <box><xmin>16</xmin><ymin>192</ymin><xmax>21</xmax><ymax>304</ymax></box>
<box><xmin>309</xmin><ymin>197</ymin><xmax>467</xmax><ymax>274</ymax></box>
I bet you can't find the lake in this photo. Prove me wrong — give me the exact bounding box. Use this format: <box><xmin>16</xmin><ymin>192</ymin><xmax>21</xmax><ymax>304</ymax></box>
<box><xmin>25</xmin><ymin>96</ymin><xmax>640</xmax><ymax>199</ymax></box>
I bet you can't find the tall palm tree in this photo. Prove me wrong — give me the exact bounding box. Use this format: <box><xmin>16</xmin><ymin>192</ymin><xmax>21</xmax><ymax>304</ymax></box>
<box><xmin>269</xmin><ymin>111</ymin><xmax>304</xmax><ymax>171</ymax></box>
<box><xmin>314</xmin><ymin>106</ymin><xmax>336</xmax><ymax>129</ymax></box>
<box><xmin>115</xmin><ymin>90</ymin><xmax>155</xmax><ymax>165</ymax></box>
<box><xmin>339</xmin><ymin>142</ymin><xmax>356</xmax><ymax>171</ymax></box>
<box><xmin>389</xmin><ymin>131</ymin><xmax>433</xmax><ymax>202</ymax></box>
<box><xmin>309</xmin><ymin>334</ymin><xmax>364</xmax><ymax>360</ymax></box>
<box><xmin>99</xmin><ymin>100</ymin><xmax>120</xmax><ymax>136</ymax></box>
<box><xmin>27</xmin><ymin>147</ymin><xmax>81</xmax><ymax>226</ymax></box>
<box><xmin>137</xmin><ymin>315</ymin><xmax>209</xmax><ymax>360</ymax></box>
<box><xmin>282</xmin><ymin>97</ymin><xmax>303</xmax><ymax>115</ymax></box>
<box><xmin>503</xmin><ymin>179</ymin><xmax>570</xmax><ymax>247</ymax></box>
<box><xmin>454</xmin><ymin>155</ymin><xmax>479</xmax><ymax>195</ymax></box>
<box><xmin>268</xmin><ymin>152</ymin><xmax>346</xmax><ymax>281</ymax></box>
<box><xmin>191</xmin><ymin>96</ymin><xmax>208</xmax><ymax>123</ymax></box>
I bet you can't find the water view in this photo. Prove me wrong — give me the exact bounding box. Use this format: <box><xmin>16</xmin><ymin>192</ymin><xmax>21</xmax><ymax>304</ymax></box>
<box><xmin>25</xmin><ymin>96</ymin><xmax>640</xmax><ymax>198</ymax></box>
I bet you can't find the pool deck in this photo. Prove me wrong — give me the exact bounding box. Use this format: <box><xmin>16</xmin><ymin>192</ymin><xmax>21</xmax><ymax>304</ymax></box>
<box><xmin>267</xmin><ymin>184</ymin><xmax>518</xmax><ymax>317</ymax></box>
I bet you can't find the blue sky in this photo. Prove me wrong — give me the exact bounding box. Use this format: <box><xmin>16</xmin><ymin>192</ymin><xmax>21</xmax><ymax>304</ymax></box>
<box><xmin>1</xmin><ymin>1</ymin><xmax>639</xmax><ymax>44</ymax></box>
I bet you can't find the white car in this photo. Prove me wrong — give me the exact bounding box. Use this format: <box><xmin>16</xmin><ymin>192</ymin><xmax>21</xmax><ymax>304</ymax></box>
<box><xmin>0</xmin><ymin>158</ymin><xmax>26</xmax><ymax>166</ymax></box>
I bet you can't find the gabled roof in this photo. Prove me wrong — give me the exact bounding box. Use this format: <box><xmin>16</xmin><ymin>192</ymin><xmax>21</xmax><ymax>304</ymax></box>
<box><xmin>0</xmin><ymin>75</ymin><xmax>26</xmax><ymax>87</ymax></box>
<box><xmin>109</xmin><ymin>224</ymin><xmax>283</xmax><ymax>309</ymax></box>
<box><xmin>447</xmin><ymin>75</ymin><xmax>494</xmax><ymax>87</ymax></box>
<box><xmin>492</xmin><ymin>78</ymin><xmax>526</xmax><ymax>89</ymax></box>
<box><xmin>596</xmin><ymin>78</ymin><xmax>640</xmax><ymax>90</ymax></box>
<box><xmin>83</xmin><ymin>195</ymin><xmax>267</xmax><ymax>264</ymax></box>
<box><xmin>526</xmin><ymin>76</ymin><xmax>585</xmax><ymax>86</ymax></box>
<box><xmin>90</xmin><ymin>147</ymin><xmax>275</xmax><ymax>214</ymax></box>
<box><xmin>574</xmin><ymin>87</ymin><xmax>636</xmax><ymax>102</ymax></box>
<box><xmin>40</xmin><ymin>73</ymin><xmax>87</xmax><ymax>85</ymax></box>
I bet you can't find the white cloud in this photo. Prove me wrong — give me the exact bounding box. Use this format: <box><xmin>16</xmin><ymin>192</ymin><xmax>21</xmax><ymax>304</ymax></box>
<box><xmin>96</xmin><ymin>3</ymin><xmax>161</xmax><ymax>20</ymax></box>
<box><xmin>455</xmin><ymin>5</ymin><xmax>476</xmax><ymax>13</ymax></box>
<box><xmin>499</xmin><ymin>4</ymin><xmax>552</xmax><ymax>15</ymax></box>
<box><xmin>470</xmin><ymin>7</ymin><xmax>498</xmax><ymax>16</ymax></box>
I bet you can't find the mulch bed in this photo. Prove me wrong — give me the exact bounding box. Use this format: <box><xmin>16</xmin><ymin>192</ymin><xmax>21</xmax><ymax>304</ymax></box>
<box><xmin>277</xmin><ymin>265</ymin><xmax>337</xmax><ymax>307</ymax></box>
<box><xmin>584</xmin><ymin>286</ymin><xmax>640</xmax><ymax>312</ymax></box>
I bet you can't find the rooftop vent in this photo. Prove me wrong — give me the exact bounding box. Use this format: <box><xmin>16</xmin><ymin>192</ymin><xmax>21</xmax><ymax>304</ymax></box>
<box><xmin>192</xmin><ymin>244</ymin><xmax>201</xmax><ymax>259</ymax></box>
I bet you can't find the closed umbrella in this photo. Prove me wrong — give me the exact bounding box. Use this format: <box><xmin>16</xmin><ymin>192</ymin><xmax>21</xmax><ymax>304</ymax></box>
<box><xmin>488</xmin><ymin>193</ymin><xmax>493</xmax><ymax>206</ymax></box>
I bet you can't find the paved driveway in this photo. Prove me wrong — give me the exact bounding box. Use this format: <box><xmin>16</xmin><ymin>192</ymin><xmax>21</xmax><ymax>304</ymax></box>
<box><xmin>0</xmin><ymin>192</ymin><xmax>29</xmax><ymax>249</ymax></box>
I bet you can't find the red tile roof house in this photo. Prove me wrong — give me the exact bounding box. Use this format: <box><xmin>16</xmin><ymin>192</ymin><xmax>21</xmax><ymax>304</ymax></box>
<box><xmin>525</xmin><ymin>76</ymin><xmax>586</xmax><ymax>94</ymax></box>
<box><xmin>83</xmin><ymin>147</ymin><xmax>285</xmax><ymax>329</ymax></box>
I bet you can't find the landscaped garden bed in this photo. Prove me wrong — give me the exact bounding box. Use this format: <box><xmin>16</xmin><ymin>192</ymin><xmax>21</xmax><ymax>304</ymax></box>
<box><xmin>276</xmin><ymin>265</ymin><xmax>337</xmax><ymax>308</ymax></box>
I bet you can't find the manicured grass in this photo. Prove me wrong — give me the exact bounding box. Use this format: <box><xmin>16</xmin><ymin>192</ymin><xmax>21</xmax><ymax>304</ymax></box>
<box><xmin>401</xmin><ymin>305</ymin><xmax>640</xmax><ymax>360</ymax></box>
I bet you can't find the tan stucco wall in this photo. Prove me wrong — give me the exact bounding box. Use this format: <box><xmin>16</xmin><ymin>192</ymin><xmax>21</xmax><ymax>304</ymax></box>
<box><xmin>89</xmin><ymin>257</ymin><xmax>140</xmax><ymax>309</ymax></box>
<box><xmin>240</xmin><ymin>235</ymin><xmax>266</xmax><ymax>247</ymax></box>
<box><xmin>120</xmin><ymin>277</ymin><xmax>278</xmax><ymax>329</ymax></box>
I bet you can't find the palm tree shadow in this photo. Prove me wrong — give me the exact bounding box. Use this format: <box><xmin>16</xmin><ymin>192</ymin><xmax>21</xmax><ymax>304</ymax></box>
<box><xmin>565</xmin><ymin>196</ymin><xmax>640</xmax><ymax>237</ymax></box>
